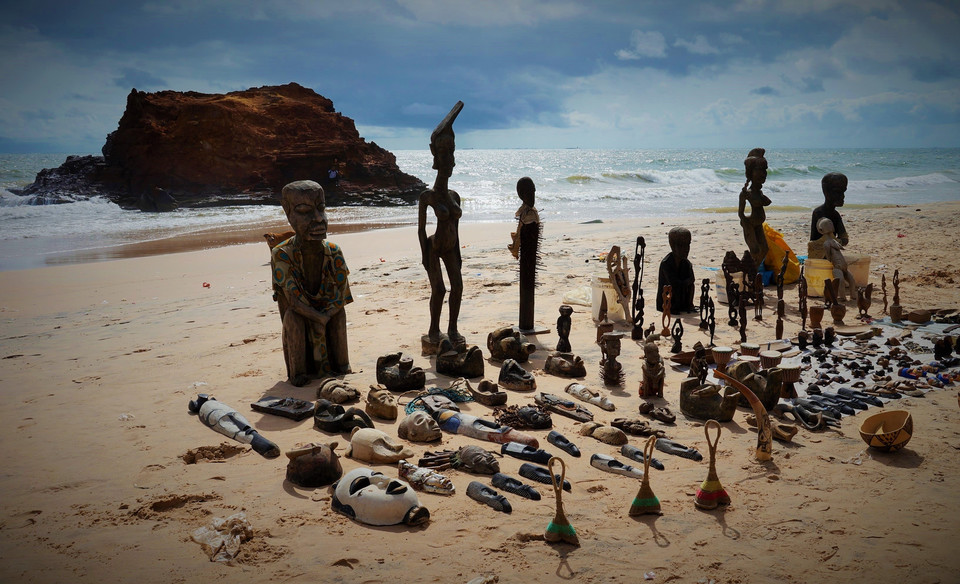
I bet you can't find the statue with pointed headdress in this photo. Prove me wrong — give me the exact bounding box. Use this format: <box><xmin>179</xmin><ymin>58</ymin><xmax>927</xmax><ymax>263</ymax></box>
<box><xmin>420</xmin><ymin>101</ymin><xmax>466</xmax><ymax>354</ymax></box>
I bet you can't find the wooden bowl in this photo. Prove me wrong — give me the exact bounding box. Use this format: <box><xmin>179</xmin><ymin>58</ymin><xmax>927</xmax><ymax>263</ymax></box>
<box><xmin>859</xmin><ymin>410</ymin><xmax>913</xmax><ymax>452</ymax></box>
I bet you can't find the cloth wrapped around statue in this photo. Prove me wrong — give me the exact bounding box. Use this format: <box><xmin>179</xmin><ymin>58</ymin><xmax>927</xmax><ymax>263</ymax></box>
<box><xmin>271</xmin><ymin>235</ymin><xmax>353</xmax><ymax>376</ymax></box>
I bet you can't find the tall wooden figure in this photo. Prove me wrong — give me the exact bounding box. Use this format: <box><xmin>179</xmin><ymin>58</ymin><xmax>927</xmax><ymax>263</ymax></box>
<box><xmin>510</xmin><ymin>176</ymin><xmax>542</xmax><ymax>332</ymax></box>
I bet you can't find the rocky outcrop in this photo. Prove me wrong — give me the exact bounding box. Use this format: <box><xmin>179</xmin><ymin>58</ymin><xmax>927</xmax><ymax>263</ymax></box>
<box><xmin>17</xmin><ymin>83</ymin><xmax>425</xmax><ymax>210</ymax></box>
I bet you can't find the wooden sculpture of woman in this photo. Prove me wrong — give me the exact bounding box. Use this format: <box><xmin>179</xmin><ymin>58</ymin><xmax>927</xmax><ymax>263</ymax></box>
<box><xmin>419</xmin><ymin>101</ymin><xmax>465</xmax><ymax>354</ymax></box>
<box><xmin>738</xmin><ymin>148</ymin><xmax>771</xmax><ymax>269</ymax></box>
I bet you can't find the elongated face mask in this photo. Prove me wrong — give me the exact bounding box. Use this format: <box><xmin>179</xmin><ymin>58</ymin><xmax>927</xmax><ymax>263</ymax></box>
<box><xmin>331</xmin><ymin>468</ymin><xmax>427</xmax><ymax>526</ymax></box>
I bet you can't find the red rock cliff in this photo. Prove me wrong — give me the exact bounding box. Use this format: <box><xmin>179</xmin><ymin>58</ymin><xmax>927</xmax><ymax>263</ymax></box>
<box><xmin>23</xmin><ymin>83</ymin><xmax>425</xmax><ymax>209</ymax></box>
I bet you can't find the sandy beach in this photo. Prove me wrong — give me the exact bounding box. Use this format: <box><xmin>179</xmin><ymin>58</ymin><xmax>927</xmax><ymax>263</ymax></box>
<box><xmin>1</xmin><ymin>202</ymin><xmax>959</xmax><ymax>583</ymax></box>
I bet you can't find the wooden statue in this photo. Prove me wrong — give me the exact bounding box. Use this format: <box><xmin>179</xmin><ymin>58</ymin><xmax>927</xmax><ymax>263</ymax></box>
<box><xmin>738</xmin><ymin>148</ymin><xmax>772</xmax><ymax>268</ymax></box>
<box><xmin>817</xmin><ymin>217</ymin><xmax>857</xmax><ymax>301</ymax></box>
<box><xmin>699</xmin><ymin>278</ymin><xmax>710</xmax><ymax>330</ymax></box>
<box><xmin>810</xmin><ymin>172</ymin><xmax>849</xmax><ymax>246</ymax></box>
<box><xmin>671</xmin><ymin>318</ymin><xmax>684</xmax><ymax>354</ymax></box>
<box><xmin>556</xmin><ymin>305</ymin><xmax>573</xmax><ymax>352</ymax></box>
<box><xmin>660</xmin><ymin>284</ymin><xmax>673</xmax><ymax>337</ymax></box>
<box><xmin>754</xmin><ymin>272</ymin><xmax>764</xmax><ymax>321</ymax></box>
<box><xmin>857</xmin><ymin>283</ymin><xmax>874</xmax><ymax>319</ymax></box>
<box><xmin>640</xmin><ymin>342</ymin><xmax>665</xmax><ymax>398</ymax></box>
<box><xmin>881</xmin><ymin>273</ymin><xmax>888</xmax><ymax>315</ymax></box>
<box><xmin>738</xmin><ymin>286</ymin><xmax>748</xmax><ymax>343</ymax></box>
<box><xmin>707</xmin><ymin>298</ymin><xmax>716</xmax><ymax>347</ymax></box>
<box><xmin>607</xmin><ymin>245</ymin><xmax>632</xmax><ymax>319</ymax></box>
<box><xmin>631</xmin><ymin>236</ymin><xmax>646</xmax><ymax>340</ymax></box>
<box><xmin>420</xmin><ymin>101</ymin><xmax>466</xmax><ymax>355</ymax></box>
<box><xmin>776</xmin><ymin>254</ymin><xmax>787</xmax><ymax>340</ymax></box>
<box><xmin>657</xmin><ymin>227</ymin><xmax>695</xmax><ymax>312</ymax></box>
<box><xmin>600</xmin><ymin>332</ymin><xmax>625</xmax><ymax>386</ymax></box>
<box><xmin>798</xmin><ymin>265</ymin><xmax>809</xmax><ymax>331</ymax></box>
<box><xmin>510</xmin><ymin>177</ymin><xmax>542</xmax><ymax>331</ymax></box>
<box><xmin>271</xmin><ymin>180</ymin><xmax>352</xmax><ymax>386</ymax></box>
<box><xmin>890</xmin><ymin>269</ymin><xmax>902</xmax><ymax>322</ymax></box>
<box><xmin>596</xmin><ymin>293</ymin><xmax>615</xmax><ymax>343</ymax></box>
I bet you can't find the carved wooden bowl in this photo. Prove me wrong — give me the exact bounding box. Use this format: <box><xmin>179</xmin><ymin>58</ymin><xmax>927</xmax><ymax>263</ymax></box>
<box><xmin>740</xmin><ymin>343</ymin><xmax>760</xmax><ymax>357</ymax></box>
<box><xmin>759</xmin><ymin>350</ymin><xmax>782</xmax><ymax>370</ymax></box>
<box><xmin>859</xmin><ymin>410</ymin><xmax>913</xmax><ymax>452</ymax></box>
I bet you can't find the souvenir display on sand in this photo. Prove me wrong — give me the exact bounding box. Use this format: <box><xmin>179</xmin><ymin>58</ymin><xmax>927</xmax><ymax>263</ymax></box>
<box><xmin>419</xmin><ymin>445</ymin><xmax>500</xmax><ymax>474</ymax></box>
<box><xmin>314</xmin><ymin>399</ymin><xmax>374</xmax><ymax>433</ymax></box>
<box><xmin>607</xmin><ymin>245</ymin><xmax>633</xmax><ymax>318</ymax></box>
<box><xmin>565</xmin><ymin>382</ymin><xmax>616</xmax><ymax>411</ymax></box>
<box><xmin>420</xmin><ymin>101</ymin><xmax>467</xmax><ymax>356</ymax></box>
<box><xmin>600</xmin><ymin>331</ymin><xmax>625</xmax><ymax>385</ymax></box>
<box><xmin>509</xmin><ymin>177</ymin><xmax>543</xmax><ymax>332</ymax></box>
<box><xmin>494</xmin><ymin>404</ymin><xmax>552</xmax><ymax>430</ymax></box>
<box><xmin>285</xmin><ymin>442</ymin><xmax>342</xmax><ymax>487</ymax></box>
<box><xmin>315</xmin><ymin>378</ymin><xmax>360</xmax><ymax>404</ymax></box>
<box><xmin>556</xmin><ymin>304</ymin><xmax>574</xmax><ymax>352</ymax></box>
<box><xmin>487</xmin><ymin>326</ymin><xmax>536</xmax><ymax>363</ymax></box>
<box><xmin>660</xmin><ymin>284</ymin><xmax>673</xmax><ymax>336</ymax></box>
<box><xmin>250</xmin><ymin>396</ymin><xmax>314</xmax><ymax>421</ymax></box>
<box><xmin>346</xmin><ymin>427</ymin><xmax>414</xmax><ymax>464</ymax></box>
<box><xmin>397</xmin><ymin>411</ymin><xmax>442</xmax><ymax>442</ymax></box>
<box><xmin>726</xmin><ymin>361</ymin><xmax>782</xmax><ymax>412</ymax></box>
<box><xmin>534</xmin><ymin>392</ymin><xmax>594</xmax><ymax>422</ymax></box>
<box><xmin>699</xmin><ymin>278</ymin><xmax>710</xmax><ymax>330</ymax></box>
<box><xmin>498</xmin><ymin>358</ymin><xmax>536</xmax><ymax>391</ymax></box>
<box><xmin>713</xmin><ymin>370</ymin><xmax>772</xmax><ymax>461</ymax></box>
<box><xmin>629</xmin><ymin>436</ymin><xmax>663</xmax><ymax>516</ymax></box>
<box><xmin>544</xmin><ymin>351</ymin><xmax>587</xmax><ymax>378</ymax></box>
<box><xmin>436</xmin><ymin>337</ymin><xmax>484</xmax><ymax>378</ymax></box>
<box><xmin>365</xmin><ymin>385</ymin><xmax>398</xmax><ymax>420</ymax></box>
<box><xmin>657</xmin><ymin>227</ymin><xmax>696</xmax><ymax>313</ymax></box>
<box><xmin>631</xmin><ymin>236</ymin><xmax>647</xmax><ymax>340</ymax></box>
<box><xmin>671</xmin><ymin>318</ymin><xmax>683</xmax><ymax>354</ymax></box>
<box><xmin>694</xmin><ymin>420</ymin><xmax>731</xmax><ymax>510</ymax></box>
<box><xmin>640</xmin><ymin>341</ymin><xmax>665</xmax><ymax>398</ymax></box>
<box><xmin>397</xmin><ymin>460</ymin><xmax>455</xmax><ymax>495</ymax></box>
<box><xmin>376</xmin><ymin>352</ymin><xmax>426</xmax><ymax>392</ymax></box>
<box><xmin>189</xmin><ymin>394</ymin><xmax>280</xmax><ymax>458</ymax></box>
<box><xmin>270</xmin><ymin>180</ymin><xmax>353</xmax><ymax>387</ymax></box>
<box><xmin>738</xmin><ymin>148</ymin><xmax>771</xmax><ymax>268</ymax></box>
<box><xmin>890</xmin><ymin>269</ymin><xmax>902</xmax><ymax>322</ymax></box>
<box><xmin>859</xmin><ymin>410</ymin><xmax>913</xmax><ymax>452</ymax></box>
<box><xmin>432</xmin><ymin>408</ymin><xmax>539</xmax><ymax>447</ymax></box>
<box><xmin>679</xmin><ymin>376</ymin><xmax>740</xmax><ymax>422</ymax></box>
<box><xmin>544</xmin><ymin>457</ymin><xmax>580</xmax><ymax>546</ymax></box>
<box><xmin>579</xmin><ymin>421</ymin><xmax>628</xmax><ymax>445</ymax></box>
<box><xmin>463</xmin><ymin>378</ymin><xmax>508</xmax><ymax>406</ymax></box>
<box><xmin>332</xmin><ymin>468</ymin><xmax>429</xmax><ymax>526</ymax></box>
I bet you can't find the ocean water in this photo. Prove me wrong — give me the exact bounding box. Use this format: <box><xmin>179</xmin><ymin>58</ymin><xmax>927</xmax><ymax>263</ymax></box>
<box><xmin>1</xmin><ymin>148</ymin><xmax>958</xmax><ymax>271</ymax></box>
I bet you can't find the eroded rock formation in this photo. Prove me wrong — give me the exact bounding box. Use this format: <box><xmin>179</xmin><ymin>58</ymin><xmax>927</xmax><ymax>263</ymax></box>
<box><xmin>17</xmin><ymin>83</ymin><xmax>425</xmax><ymax>210</ymax></box>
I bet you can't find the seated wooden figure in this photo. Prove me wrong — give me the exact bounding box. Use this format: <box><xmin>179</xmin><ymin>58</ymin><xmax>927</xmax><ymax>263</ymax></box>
<box><xmin>656</xmin><ymin>227</ymin><xmax>696</xmax><ymax>313</ymax></box>
<box><xmin>817</xmin><ymin>217</ymin><xmax>857</xmax><ymax>301</ymax></box>
<box><xmin>271</xmin><ymin>180</ymin><xmax>352</xmax><ymax>386</ymax></box>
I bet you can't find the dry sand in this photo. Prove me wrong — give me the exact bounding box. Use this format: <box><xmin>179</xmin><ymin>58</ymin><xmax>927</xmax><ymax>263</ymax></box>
<box><xmin>1</xmin><ymin>202</ymin><xmax>958</xmax><ymax>583</ymax></box>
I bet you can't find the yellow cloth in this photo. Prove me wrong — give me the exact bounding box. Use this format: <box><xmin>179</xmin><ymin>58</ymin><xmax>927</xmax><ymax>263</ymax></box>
<box><xmin>762</xmin><ymin>223</ymin><xmax>800</xmax><ymax>284</ymax></box>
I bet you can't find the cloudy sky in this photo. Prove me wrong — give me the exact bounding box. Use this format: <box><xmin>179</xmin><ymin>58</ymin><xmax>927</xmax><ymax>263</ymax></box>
<box><xmin>1</xmin><ymin>0</ymin><xmax>958</xmax><ymax>153</ymax></box>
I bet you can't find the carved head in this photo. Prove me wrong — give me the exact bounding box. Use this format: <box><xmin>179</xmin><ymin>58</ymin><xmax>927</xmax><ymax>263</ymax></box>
<box><xmin>281</xmin><ymin>180</ymin><xmax>327</xmax><ymax>242</ymax></box>
<box><xmin>517</xmin><ymin>176</ymin><xmax>536</xmax><ymax>206</ymax></box>
<box><xmin>332</xmin><ymin>468</ymin><xmax>429</xmax><ymax>526</ymax></box>
<box><xmin>456</xmin><ymin>445</ymin><xmax>499</xmax><ymax>474</ymax></box>
<box><xmin>430</xmin><ymin>101</ymin><xmax>463</xmax><ymax>176</ymax></box>
<box><xmin>821</xmin><ymin>172</ymin><xmax>847</xmax><ymax>208</ymax></box>
<box><xmin>347</xmin><ymin>427</ymin><xmax>414</xmax><ymax>463</ymax></box>
<box><xmin>285</xmin><ymin>442</ymin><xmax>342</xmax><ymax>487</ymax></box>
<box><xmin>398</xmin><ymin>411</ymin><xmax>442</xmax><ymax>442</ymax></box>
<box><xmin>366</xmin><ymin>385</ymin><xmax>398</xmax><ymax>420</ymax></box>
<box><xmin>668</xmin><ymin>226</ymin><xmax>692</xmax><ymax>261</ymax></box>
<box><xmin>743</xmin><ymin>147</ymin><xmax>767</xmax><ymax>190</ymax></box>
<box><xmin>643</xmin><ymin>341</ymin><xmax>661</xmax><ymax>363</ymax></box>
<box><xmin>817</xmin><ymin>217</ymin><xmax>835</xmax><ymax>237</ymax></box>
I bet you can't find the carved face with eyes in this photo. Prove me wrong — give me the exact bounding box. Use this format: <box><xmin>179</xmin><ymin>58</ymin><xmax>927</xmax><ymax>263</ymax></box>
<box><xmin>281</xmin><ymin>180</ymin><xmax>327</xmax><ymax>242</ymax></box>
<box><xmin>398</xmin><ymin>411</ymin><xmax>441</xmax><ymax>442</ymax></box>
<box><xmin>331</xmin><ymin>468</ymin><xmax>429</xmax><ymax>526</ymax></box>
